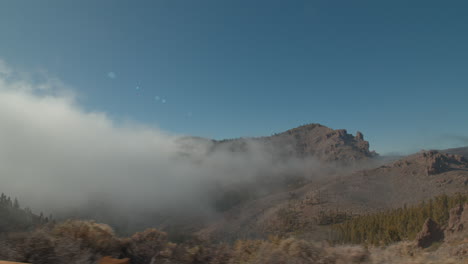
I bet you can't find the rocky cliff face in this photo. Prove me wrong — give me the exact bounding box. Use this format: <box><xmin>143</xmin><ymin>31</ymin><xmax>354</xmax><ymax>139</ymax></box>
<box><xmin>276</xmin><ymin>124</ymin><xmax>376</xmax><ymax>162</ymax></box>
<box><xmin>445</xmin><ymin>203</ymin><xmax>468</xmax><ymax>241</ymax></box>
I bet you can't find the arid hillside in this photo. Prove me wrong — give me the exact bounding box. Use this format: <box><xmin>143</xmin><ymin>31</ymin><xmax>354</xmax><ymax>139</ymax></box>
<box><xmin>197</xmin><ymin>150</ymin><xmax>468</xmax><ymax>241</ymax></box>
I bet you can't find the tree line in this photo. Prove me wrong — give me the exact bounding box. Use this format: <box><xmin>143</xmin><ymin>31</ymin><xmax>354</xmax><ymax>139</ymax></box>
<box><xmin>0</xmin><ymin>192</ymin><xmax>50</xmax><ymax>232</ymax></box>
<box><xmin>332</xmin><ymin>193</ymin><xmax>468</xmax><ymax>245</ymax></box>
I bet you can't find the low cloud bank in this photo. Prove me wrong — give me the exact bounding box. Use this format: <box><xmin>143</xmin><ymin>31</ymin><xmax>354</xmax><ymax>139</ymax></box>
<box><xmin>0</xmin><ymin>61</ymin><xmax>321</xmax><ymax>228</ymax></box>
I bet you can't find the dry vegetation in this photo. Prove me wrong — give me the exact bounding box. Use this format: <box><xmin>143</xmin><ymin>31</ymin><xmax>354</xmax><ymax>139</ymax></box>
<box><xmin>0</xmin><ymin>219</ymin><xmax>465</xmax><ymax>264</ymax></box>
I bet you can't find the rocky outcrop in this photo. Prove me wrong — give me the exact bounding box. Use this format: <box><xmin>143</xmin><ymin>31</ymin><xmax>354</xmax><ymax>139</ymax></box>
<box><xmin>355</xmin><ymin>131</ymin><xmax>364</xmax><ymax>141</ymax></box>
<box><xmin>211</xmin><ymin>124</ymin><xmax>378</xmax><ymax>165</ymax></box>
<box><xmin>288</xmin><ymin>125</ymin><xmax>378</xmax><ymax>162</ymax></box>
<box><xmin>388</xmin><ymin>150</ymin><xmax>468</xmax><ymax>176</ymax></box>
<box><xmin>416</xmin><ymin>218</ymin><xmax>444</xmax><ymax>248</ymax></box>
<box><xmin>422</xmin><ymin>151</ymin><xmax>466</xmax><ymax>175</ymax></box>
<box><xmin>445</xmin><ymin>203</ymin><xmax>468</xmax><ymax>240</ymax></box>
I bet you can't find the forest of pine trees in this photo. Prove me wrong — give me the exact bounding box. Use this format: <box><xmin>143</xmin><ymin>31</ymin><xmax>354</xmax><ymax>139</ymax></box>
<box><xmin>0</xmin><ymin>193</ymin><xmax>49</xmax><ymax>232</ymax></box>
<box><xmin>332</xmin><ymin>193</ymin><xmax>468</xmax><ymax>245</ymax></box>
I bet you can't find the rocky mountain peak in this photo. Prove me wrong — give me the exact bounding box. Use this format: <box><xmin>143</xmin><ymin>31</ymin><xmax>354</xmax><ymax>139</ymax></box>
<box><xmin>277</xmin><ymin>124</ymin><xmax>377</xmax><ymax>163</ymax></box>
<box><xmin>210</xmin><ymin>124</ymin><xmax>377</xmax><ymax>165</ymax></box>
<box><xmin>355</xmin><ymin>131</ymin><xmax>364</xmax><ymax>141</ymax></box>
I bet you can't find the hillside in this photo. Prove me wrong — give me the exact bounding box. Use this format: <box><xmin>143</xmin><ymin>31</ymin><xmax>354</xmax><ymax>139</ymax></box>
<box><xmin>197</xmin><ymin>150</ymin><xmax>468</xmax><ymax>241</ymax></box>
<box><xmin>178</xmin><ymin>124</ymin><xmax>381</xmax><ymax>219</ymax></box>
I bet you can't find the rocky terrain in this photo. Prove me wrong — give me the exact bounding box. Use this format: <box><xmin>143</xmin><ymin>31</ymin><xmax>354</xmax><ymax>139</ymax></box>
<box><xmin>412</xmin><ymin>202</ymin><xmax>468</xmax><ymax>260</ymax></box>
<box><xmin>197</xmin><ymin>147</ymin><xmax>468</xmax><ymax>241</ymax></box>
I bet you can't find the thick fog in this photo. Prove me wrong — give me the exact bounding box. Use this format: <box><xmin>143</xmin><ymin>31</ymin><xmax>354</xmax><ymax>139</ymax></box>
<box><xmin>0</xmin><ymin>61</ymin><xmax>323</xmax><ymax>228</ymax></box>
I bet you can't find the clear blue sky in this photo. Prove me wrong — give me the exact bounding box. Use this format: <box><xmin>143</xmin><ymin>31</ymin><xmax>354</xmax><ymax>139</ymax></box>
<box><xmin>1</xmin><ymin>0</ymin><xmax>467</xmax><ymax>154</ymax></box>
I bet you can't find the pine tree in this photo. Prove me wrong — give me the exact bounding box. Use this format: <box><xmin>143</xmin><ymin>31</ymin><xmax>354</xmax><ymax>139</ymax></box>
<box><xmin>332</xmin><ymin>193</ymin><xmax>468</xmax><ymax>245</ymax></box>
<box><xmin>13</xmin><ymin>197</ymin><xmax>20</xmax><ymax>209</ymax></box>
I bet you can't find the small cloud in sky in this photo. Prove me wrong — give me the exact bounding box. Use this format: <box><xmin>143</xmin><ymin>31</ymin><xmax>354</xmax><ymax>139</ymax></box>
<box><xmin>161</xmin><ymin>98</ymin><xmax>166</xmax><ymax>103</ymax></box>
<box><xmin>187</xmin><ymin>112</ymin><xmax>193</xmax><ymax>117</ymax></box>
<box><xmin>154</xmin><ymin>96</ymin><xmax>160</xmax><ymax>101</ymax></box>
<box><xmin>136</xmin><ymin>86</ymin><xmax>141</xmax><ymax>91</ymax></box>
<box><xmin>107</xmin><ymin>72</ymin><xmax>116</xmax><ymax>79</ymax></box>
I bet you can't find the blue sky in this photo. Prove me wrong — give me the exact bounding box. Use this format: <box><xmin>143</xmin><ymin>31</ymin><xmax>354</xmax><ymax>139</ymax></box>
<box><xmin>0</xmin><ymin>0</ymin><xmax>467</xmax><ymax>154</ymax></box>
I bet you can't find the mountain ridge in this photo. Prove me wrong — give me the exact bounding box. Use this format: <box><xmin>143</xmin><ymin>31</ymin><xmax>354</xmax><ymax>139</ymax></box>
<box><xmin>209</xmin><ymin>123</ymin><xmax>378</xmax><ymax>165</ymax></box>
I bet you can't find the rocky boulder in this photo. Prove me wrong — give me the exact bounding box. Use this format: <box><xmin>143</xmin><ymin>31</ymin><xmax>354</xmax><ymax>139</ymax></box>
<box><xmin>415</xmin><ymin>218</ymin><xmax>444</xmax><ymax>248</ymax></box>
<box><xmin>445</xmin><ymin>203</ymin><xmax>468</xmax><ymax>241</ymax></box>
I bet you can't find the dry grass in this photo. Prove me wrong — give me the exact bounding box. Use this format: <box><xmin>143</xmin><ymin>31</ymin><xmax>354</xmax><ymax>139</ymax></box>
<box><xmin>0</xmin><ymin>220</ymin><xmax>466</xmax><ymax>264</ymax></box>
<box><xmin>367</xmin><ymin>241</ymin><xmax>464</xmax><ymax>264</ymax></box>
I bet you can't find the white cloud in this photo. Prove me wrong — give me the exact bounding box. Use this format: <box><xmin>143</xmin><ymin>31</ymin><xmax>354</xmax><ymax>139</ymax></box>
<box><xmin>0</xmin><ymin>61</ymin><xmax>322</xmax><ymax>230</ymax></box>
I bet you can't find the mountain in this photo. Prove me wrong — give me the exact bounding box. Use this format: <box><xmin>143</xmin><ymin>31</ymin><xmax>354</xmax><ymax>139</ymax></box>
<box><xmin>211</xmin><ymin>123</ymin><xmax>378</xmax><ymax>164</ymax></box>
<box><xmin>2</xmin><ymin>123</ymin><xmax>468</xmax><ymax>262</ymax></box>
<box><xmin>55</xmin><ymin>123</ymin><xmax>465</xmax><ymax>244</ymax></box>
